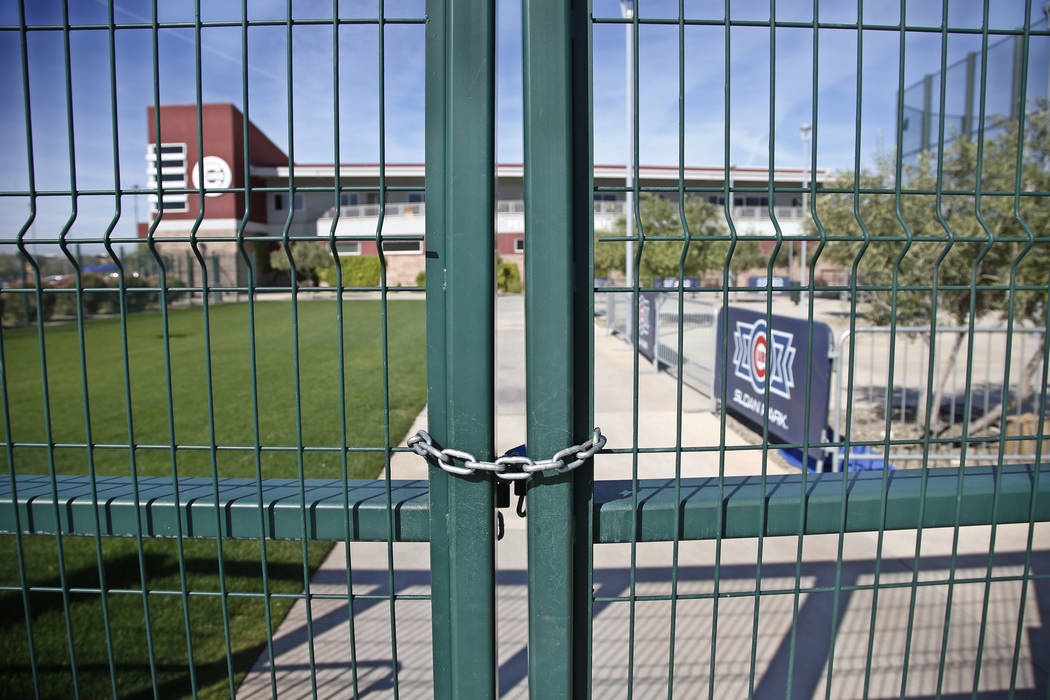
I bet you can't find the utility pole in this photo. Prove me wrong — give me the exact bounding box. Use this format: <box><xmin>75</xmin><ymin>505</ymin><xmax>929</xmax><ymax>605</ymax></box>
<box><xmin>621</xmin><ymin>0</ymin><xmax>634</xmax><ymax>290</ymax></box>
<box><xmin>800</xmin><ymin>123</ymin><xmax>811</xmax><ymax>305</ymax></box>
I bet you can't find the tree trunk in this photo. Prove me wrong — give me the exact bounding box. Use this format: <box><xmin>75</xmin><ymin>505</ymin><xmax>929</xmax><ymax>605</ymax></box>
<box><xmin>950</xmin><ymin>336</ymin><xmax>1046</xmax><ymax>440</ymax></box>
<box><xmin>922</xmin><ymin>331</ymin><xmax>965</xmax><ymax>437</ymax></box>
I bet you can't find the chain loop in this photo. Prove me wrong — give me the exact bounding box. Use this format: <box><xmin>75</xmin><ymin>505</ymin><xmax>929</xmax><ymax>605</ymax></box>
<box><xmin>407</xmin><ymin>428</ymin><xmax>607</xmax><ymax>478</ymax></box>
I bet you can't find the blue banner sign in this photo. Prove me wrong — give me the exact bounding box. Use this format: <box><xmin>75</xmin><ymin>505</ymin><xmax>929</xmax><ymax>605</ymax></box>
<box><xmin>747</xmin><ymin>275</ymin><xmax>790</xmax><ymax>291</ymax></box>
<box><xmin>714</xmin><ymin>306</ymin><xmax>833</xmax><ymax>460</ymax></box>
<box><xmin>637</xmin><ymin>292</ymin><xmax>658</xmax><ymax>362</ymax></box>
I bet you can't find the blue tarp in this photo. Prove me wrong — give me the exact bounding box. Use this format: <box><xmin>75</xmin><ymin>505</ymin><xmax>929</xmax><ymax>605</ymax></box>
<box><xmin>835</xmin><ymin>444</ymin><xmax>895</xmax><ymax>471</ymax></box>
<box><xmin>778</xmin><ymin>431</ymin><xmax>896</xmax><ymax>472</ymax></box>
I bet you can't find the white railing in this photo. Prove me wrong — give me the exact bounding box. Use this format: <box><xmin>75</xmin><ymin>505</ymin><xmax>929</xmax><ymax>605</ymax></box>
<box><xmin>320</xmin><ymin>200</ymin><xmax>804</xmax><ymax>221</ymax></box>
<box><xmin>731</xmin><ymin>205</ymin><xmax>803</xmax><ymax>220</ymax></box>
<box><xmin>833</xmin><ymin>325</ymin><xmax>1047</xmax><ymax>470</ymax></box>
<box><xmin>602</xmin><ymin>291</ymin><xmax>717</xmax><ymax>406</ymax></box>
<box><xmin>497</xmin><ymin>200</ymin><xmax>526</xmax><ymax>213</ymax></box>
<box><xmin>321</xmin><ymin>201</ymin><xmax>426</xmax><ymax>219</ymax></box>
<box><xmin>593</xmin><ymin>200</ymin><xmax>624</xmax><ymax>214</ymax></box>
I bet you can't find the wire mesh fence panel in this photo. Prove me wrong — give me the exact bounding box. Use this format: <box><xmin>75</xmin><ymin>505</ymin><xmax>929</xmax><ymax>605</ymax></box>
<box><xmin>0</xmin><ymin>1</ymin><xmax>468</xmax><ymax>697</ymax></box>
<box><xmin>2</xmin><ymin>0</ymin><xmax>1050</xmax><ymax>698</ymax></box>
<box><xmin>574</xmin><ymin>0</ymin><xmax>1050</xmax><ymax>698</ymax></box>
<box><xmin>834</xmin><ymin>325</ymin><xmax>1048</xmax><ymax>470</ymax></box>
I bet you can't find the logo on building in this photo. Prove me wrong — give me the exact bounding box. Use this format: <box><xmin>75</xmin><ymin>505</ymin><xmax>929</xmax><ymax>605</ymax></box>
<box><xmin>732</xmin><ymin>319</ymin><xmax>796</xmax><ymax>399</ymax></box>
<box><xmin>190</xmin><ymin>155</ymin><xmax>232</xmax><ymax>197</ymax></box>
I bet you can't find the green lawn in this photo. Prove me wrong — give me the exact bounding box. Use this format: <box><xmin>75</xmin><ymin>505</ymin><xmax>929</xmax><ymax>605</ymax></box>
<box><xmin>0</xmin><ymin>298</ymin><xmax>427</xmax><ymax>698</ymax></box>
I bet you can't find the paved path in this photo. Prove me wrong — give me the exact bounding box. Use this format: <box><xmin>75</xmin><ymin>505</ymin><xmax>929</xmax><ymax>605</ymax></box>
<box><xmin>238</xmin><ymin>295</ymin><xmax>1048</xmax><ymax>698</ymax></box>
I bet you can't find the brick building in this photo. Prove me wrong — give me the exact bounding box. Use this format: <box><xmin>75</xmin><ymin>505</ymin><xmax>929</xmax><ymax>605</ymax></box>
<box><xmin>143</xmin><ymin>103</ymin><xmax>825</xmax><ymax>286</ymax></box>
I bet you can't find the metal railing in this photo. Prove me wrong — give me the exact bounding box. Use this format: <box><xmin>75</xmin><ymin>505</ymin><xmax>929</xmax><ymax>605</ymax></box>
<box><xmin>320</xmin><ymin>199</ymin><xmax>804</xmax><ymax>222</ymax></box>
<box><xmin>604</xmin><ymin>298</ymin><xmax>1049</xmax><ymax>473</ymax></box>
<box><xmin>604</xmin><ymin>291</ymin><xmax>718</xmax><ymax>402</ymax></box>
<box><xmin>320</xmin><ymin>201</ymin><xmax>426</xmax><ymax>219</ymax></box>
<box><xmin>834</xmin><ymin>326</ymin><xmax>1048</xmax><ymax>470</ymax></box>
<box><xmin>731</xmin><ymin>205</ymin><xmax>803</xmax><ymax>220</ymax></box>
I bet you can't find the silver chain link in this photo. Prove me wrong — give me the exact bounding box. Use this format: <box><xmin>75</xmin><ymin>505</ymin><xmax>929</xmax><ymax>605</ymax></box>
<box><xmin>407</xmin><ymin>428</ymin><xmax>607</xmax><ymax>480</ymax></box>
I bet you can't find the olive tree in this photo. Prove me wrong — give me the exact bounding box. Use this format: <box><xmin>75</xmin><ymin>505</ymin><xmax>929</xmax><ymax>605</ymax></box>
<box><xmin>596</xmin><ymin>192</ymin><xmax>763</xmax><ymax>281</ymax></box>
<box><xmin>269</xmin><ymin>241</ymin><xmax>335</xmax><ymax>286</ymax></box>
<box><xmin>810</xmin><ymin>100</ymin><xmax>1049</xmax><ymax>436</ymax></box>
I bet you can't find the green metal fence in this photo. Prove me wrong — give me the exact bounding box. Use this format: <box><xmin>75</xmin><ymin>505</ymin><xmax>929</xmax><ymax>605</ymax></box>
<box><xmin>0</xmin><ymin>0</ymin><xmax>1048</xmax><ymax>697</ymax></box>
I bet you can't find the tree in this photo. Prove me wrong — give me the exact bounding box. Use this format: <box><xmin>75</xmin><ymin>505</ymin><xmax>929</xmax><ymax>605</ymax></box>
<box><xmin>810</xmin><ymin>100</ymin><xmax>1050</xmax><ymax>437</ymax></box>
<box><xmin>269</xmin><ymin>241</ymin><xmax>335</xmax><ymax>286</ymax></box>
<box><xmin>0</xmin><ymin>253</ymin><xmax>26</xmax><ymax>283</ymax></box>
<box><xmin>597</xmin><ymin>193</ymin><xmax>763</xmax><ymax>281</ymax></box>
<box><xmin>120</xmin><ymin>243</ymin><xmax>162</xmax><ymax>276</ymax></box>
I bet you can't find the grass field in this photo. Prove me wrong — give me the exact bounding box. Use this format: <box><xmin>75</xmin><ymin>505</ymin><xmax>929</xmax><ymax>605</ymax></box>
<box><xmin>0</xmin><ymin>298</ymin><xmax>427</xmax><ymax>698</ymax></box>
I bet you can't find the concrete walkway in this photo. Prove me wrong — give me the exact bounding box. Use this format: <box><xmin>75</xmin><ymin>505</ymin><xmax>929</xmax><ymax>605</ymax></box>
<box><xmin>238</xmin><ymin>295</ymin><xmax>1048</xmax><ymax>698</ymax></box>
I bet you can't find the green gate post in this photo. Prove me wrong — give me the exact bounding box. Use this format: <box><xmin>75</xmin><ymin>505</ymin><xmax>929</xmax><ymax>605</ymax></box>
<box><xmin>522</xmin><ymin>0</ymin><xmax>594</xmax><ymax>696</ymax></box>
<box><xmin>425</xmin><ymin>0</ymin><xmax>497</xmax><ymax>697</ymax></box>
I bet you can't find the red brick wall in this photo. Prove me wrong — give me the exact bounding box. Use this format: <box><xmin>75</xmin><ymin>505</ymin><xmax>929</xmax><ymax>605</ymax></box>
<box><xmin>496</xmin><ymin>233</ymin><xmax>524</xmax><ymax>255</ymax></box>
<box><xmin>146</xmin><ymin>103</ymin><xmax>287</xmax><ymax>224</ymax></box>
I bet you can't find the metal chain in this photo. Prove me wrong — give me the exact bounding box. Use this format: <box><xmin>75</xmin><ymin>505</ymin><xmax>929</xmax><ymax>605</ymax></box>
<box><xmin>407</xmin><ymin>428</ymin><xmax>607</xmax><ymax>480</ymax></box>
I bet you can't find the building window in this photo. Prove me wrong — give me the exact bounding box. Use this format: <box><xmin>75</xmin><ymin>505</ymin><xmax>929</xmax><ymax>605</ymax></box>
<box><xmin>340</xmin><ymin>192</ymin><xmax>359</xmax><ymax>206</ymax></box>
<box><xmin>514</xmin><ymin>238</ymin><xmax>524</xmax><ymax>253</ymax></box>
<box><xmin>275</xmin><ymin>193</ymin><xmax>304</xmax><ymax>211</ymax></box>
<box><xmin>146</xmin><ymin>142</ymin><xmax>187</xmax><ymax>213</ymax></box>
<box><xmin>381</xmin><ymin>239</ymin><xmax>422</xmax><ymax>254</ymax></box>
<box><xmin>408</xmin><ymin>191</ymin><xmax>425</xmax><ymax>203</ymax></box>
<box><xmin>336</xmin><ymin>241</ymin><xmax>361</xmax><ymax>255</ymax></box>
<box><xmin>594</xmin><ymin>193</ymin><xmax>617</xmax><ymax>201</ymax></box>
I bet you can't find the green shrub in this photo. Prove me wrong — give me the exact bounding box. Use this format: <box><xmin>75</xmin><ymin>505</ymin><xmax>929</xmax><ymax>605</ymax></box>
<box><xmin>322</xmin><ymin>256</ymin><xmax>381</xmax><ymax>288</ymax></box>
<box><xmin>94</xmin><ymin>274</ymin><xmax>177</xmax><ymax>313</ymax></box>
<box><xmin>48</xmin><ymin>276</ymin><xmax>79</xmax><ymax>320</ymax></box>
<box><xmin>269</xmin><ymin>241</ymin><xmax>334</xmax><ymax>285</ymax></box>
<box><xmin>79</xmin><ymin>272</ymin><xmax>114</xmax><ymax>316</ymax></box>
<box><xmin>415</xmin><ymin>270</ymin><xmax>426</xmax><ymax>287</ymax></box>
<box><xmin>122</xmin><ymin>274</ymin><xmax>155</xmax><ymax>313</ymax></box>
<box><xmin>1</xmin><ymin>273</ymin><xmax>179</xmax><ymax>326</ymax></box>
<box><xmin>0</xmin><ymin>282</ymin><xmax>53</xmax><ymax>326</ymax></box>
<box><xmin>162</xmin><ymin>275</ymin><xmax>188</xmax><ymax>304</ymax></box>
<box><xmin>497</xmin><ymin>258</ymin><xmax>522</xmax><ymax>293</ymax></box>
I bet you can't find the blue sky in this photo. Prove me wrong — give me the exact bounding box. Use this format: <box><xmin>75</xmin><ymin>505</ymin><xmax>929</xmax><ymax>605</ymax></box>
<box><xmin>1</xmin><ymin>0</ymin><xmax>1046</xmax><ymax>253</ymax></box>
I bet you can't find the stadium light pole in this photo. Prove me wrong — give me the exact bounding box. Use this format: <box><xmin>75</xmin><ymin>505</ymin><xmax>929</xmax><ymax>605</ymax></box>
<box><xmin>800</xmin><ymin>123</ymin><xmax>811</xmax><ymax>304</ymax></box>
<box><xmin>621</xmin><ymin>0</ymin><xmax>634</xmax><ymax>290</ymax></box>
<box><xmin>131</xmin><ymin>184</ymin><xmax>141</xmax><ymax>258</ymax></box>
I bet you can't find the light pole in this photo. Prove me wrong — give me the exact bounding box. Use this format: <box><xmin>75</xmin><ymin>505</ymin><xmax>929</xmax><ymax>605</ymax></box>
<box><xmin>131</xmin><ymin>184</ymin><xmax>141</xmax><ymax>260</ymax></box>
<box><xmin>800</xmin><ymin>123</ymin><xmax>811</xmax><ymax>304</ymax></box>
<box><xmin>621</xmin><ymin>0</ymin><xmax>634</xmax><ymax>289</ymax></box>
